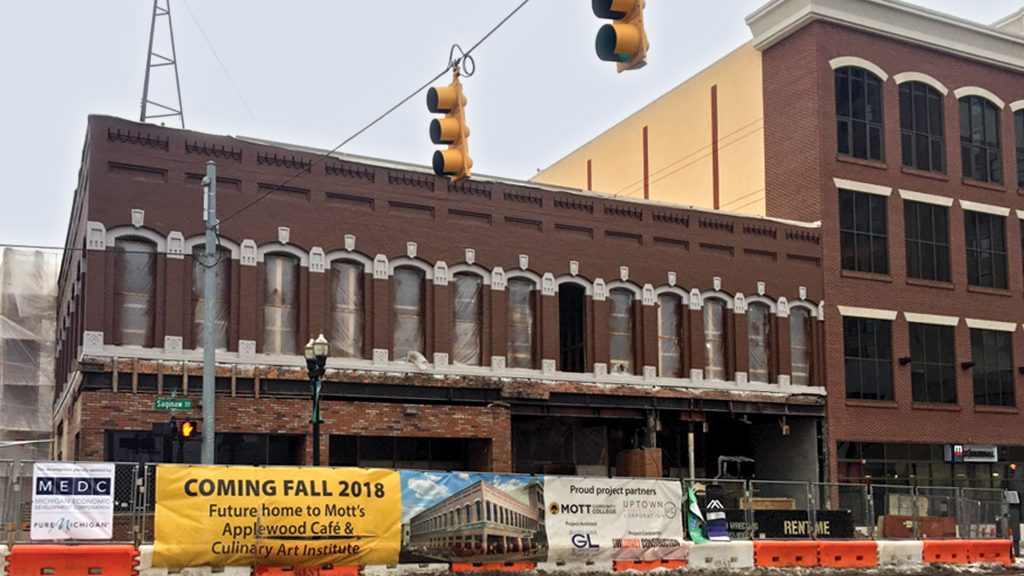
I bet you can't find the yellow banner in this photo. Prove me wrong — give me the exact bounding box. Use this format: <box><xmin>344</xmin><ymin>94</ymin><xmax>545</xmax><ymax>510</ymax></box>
<box><xmin>153</xmin><ymin>465</ymin><xmax>400</xmax><ymax>567</ymax></box>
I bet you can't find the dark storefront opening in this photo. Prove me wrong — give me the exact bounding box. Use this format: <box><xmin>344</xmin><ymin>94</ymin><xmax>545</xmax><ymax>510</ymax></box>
<box><xmin>837</xmin><ymin>441</ymin><xmax>1024</xmax><ymax>489</ymax></box>
<box><xmin>558</xmin><ymin>284</ymin><xmax>586</xmax><ymax>373</ymax></box>
<box><xmin>329</xmin><ymin>435</ymin><xmax>487</xmax><ymax>471</ymax></box>
<box><xmin>105</xmin><ymin>430</ymin><xmax>303</xmax><ymax>465</ymax></box>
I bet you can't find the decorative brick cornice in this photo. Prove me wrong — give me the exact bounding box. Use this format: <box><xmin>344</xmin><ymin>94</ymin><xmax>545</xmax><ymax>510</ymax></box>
<box><xmin>108</xmin><ymin>128</ymin><xmax>168</xmax><ymax>151</ymax></box>
<box><xmin>325</xmin><ymin>161</ymin><xmax>375</xmax><ymax>182</ymax></box>
<box><xmin>604</xmin><ymin>203</ymin><xmax>643</xmax><ymax>220</ymax></box>
<box><xmin>257</xmin><ymin>152</ymin><xmax>311</xmax><ymax>172</ymax></box>
<box><xmin>387</xmin><ymin>171</ymin><xmax>435</xmax><ymax>191</ymax></box>
<box><xmin>185</xmin><ymin>140</ymin><xmax>243</xmax><ymax>162</ymax></box>
<box><xmin>554</xmin><ymin>196</ymin><xmax>594</xmax><ymax>213</ymax></box>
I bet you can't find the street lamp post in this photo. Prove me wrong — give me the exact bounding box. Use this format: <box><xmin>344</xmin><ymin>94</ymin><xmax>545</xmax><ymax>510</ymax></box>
<box><xmin>304</xmin><ymin>334</ymin><xmax>329</xmax><ymax>466</ymax></box>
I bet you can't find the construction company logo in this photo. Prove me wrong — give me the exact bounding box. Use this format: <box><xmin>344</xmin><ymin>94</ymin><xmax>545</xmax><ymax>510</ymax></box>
<box><xmin>570</xmin><ymin>533</ymin><xmax>599</xmax><ymax>549</ymax></box>
<box><xmin>621</xmin><ymin>498</ymin><xmax>676</xmax><ymax>519</ymax></box>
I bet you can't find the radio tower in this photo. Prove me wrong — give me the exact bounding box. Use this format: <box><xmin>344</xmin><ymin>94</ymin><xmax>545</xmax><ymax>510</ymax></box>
<box><xmin>140</xmin><ymin>0</ymin><xmax>185</xmax><ymax>128</ymax></box>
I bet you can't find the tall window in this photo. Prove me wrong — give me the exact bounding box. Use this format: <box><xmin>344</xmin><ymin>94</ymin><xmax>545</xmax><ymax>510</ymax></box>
<box><xmin>452</xmin><ymin>273</ymin><xmax>483</xmax><ymax>366</ymax></box>
<box><xmin>191</xmin><ymin>246</ymin><xmax>230</xmax><ymax>350</ymax></box>
<box><xmin>1015</xmin><ymin>110</ymin><xmax>1024</xmax><ymax>188</ymax></box>
<box><xmin>393</xmin><ymin>267</ymin><xmax>425</xmax><ymax>361</ymax></box>
<box><xmin>608</xmin><ymin>289</ymin><xmax>635</xmax><ymax>374</ymax></box>
<box><xmin>964</xmin><ymin>211</ymin><xmax>1007</xmax><ymax>289</ymax></box>
<box><xmin>507</xmin><ymin>279</ymin><xmax>535</xmax><ymax>369</ymax></box>
<box><xmin>747</xmin><ymin>303</ymin><xmax>771</xmax><ymax>383</ymax></box>
<box><xmin>263</xmin><ymin>254</ymin><xmax>298</xmax><ymax>354</ymax></box>
<box><xmin>703</xmin><ymin>298</ymin><xmax>728</xmax><ymax>381</ymax></box>
<box><xmin>558</xmin><ymin>283</ymin><xmax>587</xmax><ymax>373</ymax></box>
<box><xmin>904</xmin><ymin>201</ymin><xmax>950</xmax><ymax>282</ymax></box>
<box><xmin>909</xmin><ymin>323</ymin><xmax>956</xmax><ymax>404</ymax></box>
<box><xmin>114</xmin><ymin>240</ymin><xmax>156</xmax><ymax>347</ymax></box>
<box><xmin>835</xmin><ymin>66</ymin><xmax>884</xmax><ymax>161</ymax></box>
<box><xmin>790</xmin><ymin>307</ymin><xmax>812</xmax><ymax>386</ymax></box>
<box><xmin>960</xmin><ymin>96</ymin><xmax>1002</xmax><ymax>183</ymax></box>
<box><xmin>329</xmin><ymin>261</ymin><xmax>363</xmax><ymax>358</ymax></box>
<box><xmin>657</xmin><ymin>294</ymin><xmax>684</xmax><ymax>377</ymax></box>
<box><xmin>899</xmin><ymin>81</ymin><xmax>945</xmax><ymax>172</ymax></box>
<box><xmin>839</xmin><ymin>189</ymin><xmax>888</xmax><ymax>274</ymax></box>
<box><xmin>844</xmin><ymin>317</ymin><xmax>893</xmax><ymax>400</ymax></box>
<box><xmin>971</xmin><ymin>329</ymin><xmax>1015</xmax><ymax>407</ymax></box>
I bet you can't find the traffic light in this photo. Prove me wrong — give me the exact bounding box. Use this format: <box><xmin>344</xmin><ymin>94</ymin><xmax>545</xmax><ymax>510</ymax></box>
<box><xmin>427</xmin><ymin>69</ymin><xmax>472</xmax><ymax>181</ymax></box>
<box><xmin>593</xmin><ymin>0</ymin><xmax>648</xmax><ymax>72</ymax></box>
<box><xmin>178</xmin><ymin>419</ymin><xmax>197</xmax><ymax>440</ymax></box>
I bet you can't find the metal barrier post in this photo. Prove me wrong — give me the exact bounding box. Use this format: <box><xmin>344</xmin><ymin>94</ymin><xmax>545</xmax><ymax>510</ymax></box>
<box><xmin>807</xmin><ymin>481</ymin><xmax>817</xmax><ymax>539</ymax></box>
<box><xmin>142</xmin><ymin>464</ymin><xmax>154</xmax><ymax>544</ymax></box>
<box><xmin>743</xmin><ymin>479</ymin><xmax>754</xmax><ymax>539</ymax></box>
<box><xmin>867</xmin><ymin>484</ymin><xmax>876</xmax><ymax>540</ymax></box>
<box><xmin>0</xmin><ymin>461</ymin><xmax>11</xmax><ymax>544</ymax></box>
<box><xmin>130</xmin><ymin>464</ymin><xmax>141</xmax><ymax>546</ymax></box>
<box><xmin>911</xmin><ymin>486</ymin><xmax>921</xmax><ymax>539</ymax></box>
<box><xmin>955</xmin><ymin>487</ymin><xmax>965</xmax><ymax>539</ymax></box>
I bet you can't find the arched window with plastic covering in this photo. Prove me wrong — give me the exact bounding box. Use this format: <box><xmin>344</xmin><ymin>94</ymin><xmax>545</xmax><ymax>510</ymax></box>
<box><xmin>114</xmin><ymin>239</ymin><xmax>157</xmax><ymax>347</ymax></box>
<box><xmin>393</xmin><ymin>266</ymin><xmax>425</xmax><ymax>361</ymax></box>
<box><xmin>657</xmin><ymin>292</ymin><xmax>685</xmax><ymax>377</ymax></box>
<box><xmin>507</xmin><ymin>277</ymin><xmax>536</xmax><ymax>369</ymax></box>
<box><xmin>191</xmin><ymin>246</ymin><xmax>231</xmax><ymax>350</ymax></box>
<box><xmin>263</xmin><ymin>254</ymin><xmax>299</xmax><ymax>355</ymax></box>
<box><xmin>452</xmin><ymin>273</ymin><xmax>483</xmax><ymax>366</ymax></box>
<box><xmin>703</xmin><ymin>297</ymin><xmax>729</xmax><ymax>380</ymax></box>
<box><xmin>608</xmin><ymin>288</ymin><xmax>635</xmax><ymax>374</ymax></box>
<box><xmin>747</xmin><ymin>302</ymin><xmax>772</xmax><ymax>383</ymax></box>
<box><xmin>790</xmin><ymin>306</ymin><xmax>814</xmax><ymax>386</ymax></box>
<box><xmin>329</xmin><ymin>260</ymin><xmax>364</xmax><ymax>358</ymax></box>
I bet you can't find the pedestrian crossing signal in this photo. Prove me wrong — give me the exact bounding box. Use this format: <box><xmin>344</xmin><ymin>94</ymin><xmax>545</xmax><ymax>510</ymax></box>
<box><xmin>179</xmin><ymin>419</ymin><xmax>197</xmax><ymax>439</ymax></box>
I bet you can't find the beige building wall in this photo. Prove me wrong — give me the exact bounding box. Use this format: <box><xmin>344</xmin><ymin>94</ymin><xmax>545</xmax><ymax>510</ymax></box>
<box><xmin>533</xmin><ymin>43</ymin><xmax>766</xmax><ymax>215</ymax></box>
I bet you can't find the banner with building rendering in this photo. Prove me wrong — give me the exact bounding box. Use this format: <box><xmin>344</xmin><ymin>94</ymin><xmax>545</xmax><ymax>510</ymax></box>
<box><xmin>543</xmin><ymin>476</ymin><xmax>685</xmax><ymax>563</ymax></box>
<box><xmin>152</xmin><ymin>465</ymin><xmax>401</xmax><ymax>567</ymax></box>
<box><xmin>399</xmin><ymin>471</ymin><xmax>546</xmax><ymax>563</ymax></box>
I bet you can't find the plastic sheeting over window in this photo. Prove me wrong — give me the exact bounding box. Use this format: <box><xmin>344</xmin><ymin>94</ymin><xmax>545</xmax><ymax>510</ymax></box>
<box><xmin>507</xmin><ymin>279</ymin><xmax>535</xmax><ymax>369</ymax></box>
<box><xmin>703</xmin><ymin>299</ymin><xmax>727</xmax><ymax>381</ymax></box>
<box><xmin>192</xmin><ymin>247</ymin><xmax>230</xmax><ymax>350</ymax></box>
<box><xmin>658</xmin><ymin>294</ymin><xmax>683</xmax><ymax>377</ymax></box>
<box><xmin>790</xmin><ymin>307</ymin><xmax>812</xmax><ymax>386</ymax></box>
<box><xmin>608</xmin><ymin>289</ymin><xmax>634</xmax><ymax>374</ymax></box>
<box><xmin>747</xmin><ymin>303</ymin><xmax>771</xmax><ymax>383</ymax></box>
<box><xmin>114</xmin><ymin>240</ymin><xmax>156</xmax><ymax>347</ymax></box>
<box><xmin>452</xmin><ymin>274</ymin><xmax>483</xmax><ymax>366</ymax></box>
<box><xmin>393</xmin><ymin>267</ymin><xmax>425</xmax><ymax>360</ymax></box>
<box><xmin>330</xmin><ymin>261</ymin><xmax>364</xmax><ymax>358</ymax></box>
<box><xmin>263</xmin><ymin>254</ymin><xmax>298</xmax><ymax>355</ymax></box>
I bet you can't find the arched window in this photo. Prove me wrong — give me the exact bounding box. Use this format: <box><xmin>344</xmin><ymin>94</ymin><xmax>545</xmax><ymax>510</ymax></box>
<box><xmin>507</xmin><ymin>278</ymin><xmax>536</xmax><ymax>369</ymax></box>
<box><xmin>960</xmin><ymin>96</ymin><xmax>1002</xmax><ymax>183</ymax></box>
<box><xmin>608</xmin><ymin>288</ymin><xmax>635</xmax><ymax>374</ymax></box>
<box><xmin>452</xmin><ymin>273</ymin><xmax>483</xmax><ymax>366</ymax></box>
<box><xmin>703</xmin><ymin>298</ymin><xmax>728</xmax><ymax>380</ymax></box>
<box><xmin>191</xmin><ymin>246</ymin><xmax>231</xmax><ymax>350</ymax></box>
<box><xmin>836</xmin><ymin>66</ymin><xmax>884</xmax><ymax>161</ymax></box>
<box><xmin>1014</xmin><ymin>109</ymin><xmax>1023</xmax><ymax>188</ymax></box>
<box><xmin>790</xmin><ymin>307</ymin><xmax>813</xmax><ymax>386</ymax></box>
<box><xmin>747</xmin><ymin>303</ymin><xmax>772</xmax><ymax>383</ymax></box>
<box><xmin>114</xmin><ymin>239</ymin><xmax>156</xmax><ymax>346</ymax></box>
<box><xmin>900</xmin><ymin>81</ymin><xmax>945</xmax><ymax>172</ymax></box>
<box><xmin>329</xmin><ymin>260</ymin><xmax>364</xmax><ymax>358</ymax></box>
<box><xmin>393</xmin><ymin>267</ymin><xmax>425</xmax><ymax>361</ymax></box>
<box><xmin>657</xmin><ymin>293</ymin><xmax>684</xmax><ymax>377</ymax></box>
<box><xmin>558</xmin><ymin>283</ymin><xmax>587</xmax><ymax>373</ymax></box>
<box><xmin>263</xmin><ymin>254</ymin><xmax>299</xmax><ymax>354</ymax></box>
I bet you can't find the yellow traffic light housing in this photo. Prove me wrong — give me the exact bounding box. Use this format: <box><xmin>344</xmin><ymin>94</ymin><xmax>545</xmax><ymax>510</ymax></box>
<box><xmin>427</xmin><ymin>69</ymin><xmax>472</xmax><ymax>181</ymax></box>
<box><xmin>593</xmin><ymin>0</ymin><xmax>648</xmax><ymax>72</ymax></box>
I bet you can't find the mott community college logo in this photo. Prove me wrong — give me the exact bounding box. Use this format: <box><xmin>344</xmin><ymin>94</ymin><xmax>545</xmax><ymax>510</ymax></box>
<box><xmin>549</xmin><ymin>502</ymin><xmax>559</xmax><ymax>515</ymax></box>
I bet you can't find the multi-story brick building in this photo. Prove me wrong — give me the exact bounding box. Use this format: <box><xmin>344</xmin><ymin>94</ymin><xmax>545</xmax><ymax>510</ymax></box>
<box><xmin>535</xmin><ymin>0</ymin><xmax>1024</xmax><ymax>487</ymax></box>
<box><xmin>52</xmin><ymin>115</ymin><xmax>826</xmax><ymax>487</ymax></box>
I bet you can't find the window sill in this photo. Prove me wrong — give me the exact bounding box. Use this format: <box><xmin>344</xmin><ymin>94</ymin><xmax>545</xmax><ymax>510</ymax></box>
<box><xmin>911</xmin><ymin>402</ymin><xmax>961</xmax><ymax>412</ymax></box>
<box><xmin>840</xmin><ymin>269</ymin><xmax>893</xmax><ymax>283</ymax></box>
<box><xmin>961</xmin><ymin>178</ymin><xmax>1006</xmax><ymax>192</ymax></box>
<box><xmin>837</xmin><ymin>155</ymin><xmax>888</xmax><ymax>171</ymax></box>
<box><xmin>974</xmin><ymin>405</ymin><xmax>1018</xmax><ymax>414</ymax></box>
<box><xmin>900</xmin><ymin>166</ymin><xmax>949</xmax><ymax>181</ymax></box>
<box><xmin>845</xmin><ymin>399</ymin><xmax>898</xmax><ymax>409</ymax></box>
<box><xmin>966</xmin><ymin>285</ymin><xmax>1012</xmax><ymax>297</ymax></box>
<box><xmin>905</xmin><ymin>277</ymin><xmax>955</xmax><ymax>290</ymax></box>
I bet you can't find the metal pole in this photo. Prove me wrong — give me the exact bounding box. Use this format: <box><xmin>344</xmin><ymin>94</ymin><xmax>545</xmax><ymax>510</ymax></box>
<box><xmin>140</xmin><ymin>0</ymin><xmax>158</xmax><ymax>121</ymax></box>
<box><xmin>201</xmin><ymin>161</ymin><xmax>217</xmax><ymax>464</ymax></box>
<box><xmin>687</xmin><ymin>424</ymin><xmax>696</xmax><ymax>481</ymax></box>
<box><xmin>312</xmin><ymin>377</ymin><xmax>322</xmax><ymax>466</ymax></box>
<box><xmin>164</xmin><ymin>0</ymin><xmax>185</xmax><ymax>128</ymax></box>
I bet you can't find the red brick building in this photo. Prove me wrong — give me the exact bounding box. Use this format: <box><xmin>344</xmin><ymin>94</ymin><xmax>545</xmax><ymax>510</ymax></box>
<box><xmin>52</xmin><ymin>115</ymin><xmax>826</xmax><ymax>485</ymax></box>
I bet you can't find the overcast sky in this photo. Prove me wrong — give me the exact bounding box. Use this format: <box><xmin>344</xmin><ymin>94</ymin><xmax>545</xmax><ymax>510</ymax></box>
<box><xmin>0</xmin><ymin>0</ymin><xmax>1019</xmax><ymax>248</ymax></box>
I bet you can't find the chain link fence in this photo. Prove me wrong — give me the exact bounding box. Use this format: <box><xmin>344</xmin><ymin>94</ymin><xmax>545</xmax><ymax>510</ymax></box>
<box><xmin>0</xmin><ymin>461</ymin><xmax>1015</xmax><ymax>544</ymax></box>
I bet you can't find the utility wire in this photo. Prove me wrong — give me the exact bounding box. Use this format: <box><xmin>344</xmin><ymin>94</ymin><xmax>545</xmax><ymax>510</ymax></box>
<box><xmin>216</xmin><ymin>0</ymin><xmax>533</xmax><ymax>228</ymax></box>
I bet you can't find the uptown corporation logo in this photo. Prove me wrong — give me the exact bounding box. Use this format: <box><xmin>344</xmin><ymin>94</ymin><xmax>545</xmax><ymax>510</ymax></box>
<box><xmin>663</xmin><ymin>500</ymin><xmax>678</xmax><ymax>520</ymax></box>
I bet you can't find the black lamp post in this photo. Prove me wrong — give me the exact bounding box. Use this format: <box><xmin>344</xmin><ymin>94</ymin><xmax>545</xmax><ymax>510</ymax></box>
<box><xmin>304</xmin><ymin>333</ymin><xmax>329</xmax><ymax>466</ymax></box>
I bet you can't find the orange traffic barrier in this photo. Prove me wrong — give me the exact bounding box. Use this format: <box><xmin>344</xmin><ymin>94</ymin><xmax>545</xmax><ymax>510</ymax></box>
<box><xmin>612</xmin><ymin>559</ymin><xmax>687</xmax><ymax>571</ymax></box>
<box><xmin>817</xmin><ymin>540</ymin><xmax>878</xmax><ymax>568</ymax></box>
<box><xmin>922</xmin><ymin>539</ymin><xmax>968</xmax><ymax>564</ymax></box>
<box><xmin>450</xmin><ymin>562</ymin><xmax>535</xmax><ymax>572</ymax></box>
<box><xmin>753</xmin><ymin>540</ymin><xmax>817</xmax><ymax>567</ymax></box>
<box><xmin>966</xmin><ymin>539</ymin><xmax>1013</xmax><ymax>566</ymax></box>
<box><xmin>256</xmin><ymin>566</ymin><xmax>358</xmax><ymax>576</ymax></box>
<box><xmin>8</xmin><ymin>544</ymin><xmax>139</xmax><ymax>576</ymax></box>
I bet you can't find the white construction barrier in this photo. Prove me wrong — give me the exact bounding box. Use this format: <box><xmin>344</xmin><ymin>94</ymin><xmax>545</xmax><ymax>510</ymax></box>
<box><xmin>686</xmin><ymin>541</ymin><xmax>754</xmax><ymax>569</ymax></box>
<box><xmin>877</xmin><ymin>540</ymin><xmax>924</xmax><ymax>565</ymax></box>
<box><xmin>363</xmin><ymin>564</ymin><xmax>449</xmax><ymax>576</ymax></box>
<box><xmin>137</xmin><ymin>546</ymin><xmax>252</xmax><ymax>576</ymax></box>
<box><xmin>1</xmin><ymin>544</ymin><xmax>9</xmax><ymax>574</ymax></box>
<box><xmin>536</xmin><ymin>560</ymin><xmax>615</xmax><ymax>573</ymax></box>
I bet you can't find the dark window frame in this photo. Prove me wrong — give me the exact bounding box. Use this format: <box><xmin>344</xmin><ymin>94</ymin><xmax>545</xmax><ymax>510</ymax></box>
<box><xmin>835</xmin><ymin>66</ymin><xmax>885</xmax><ymax>161</ymax></box>
<box><xmin>971</xmin><ymin>329</ymin><xmax>1015</xmax><ymax>407</ymax></box>
<box><xmin>909</xmin><ymin>323</ymin><xmax>957</xmax><ymax>404</ymax></box>
<box><xmin>844</xmin><ymin>317</ymin><xmax>893</xmax><ymax>401</ymax></box>
<box><xmin>840</xmin><ymin>189</ymin><xmax>889</xmax><ymax>274</ymax></box>
<box><xmin>964</xmin><ymin>210</ymin><xmax>1008</xmax><ymax>289</ymax></box>
<box><xmin>608</xmin><ymin>288</ymin><xmax>636</xmax><ymax>374</ymax></box>
<box><xmin>1015</xmin><ymin>109</ymin><xmax>1024</xmax><ymax>189</ymax></box>
<box><xmin>904</xmin><ymin>200</ymin><xmax>951</xmax><ymax>282</ymax></box>
<box><xmin>656</xmin><ymin>293</ymin><xmax>685</xmax><ymax>378</ymax></box>
<box><xmin>900</xmin><ymin>81</ymin><xmax>946</xmax><ymax>172</ymax></box>
<box><xmin>959</xmin><ymin>95</ymin><xmax>1002</xmax><ymax>183</ymax></box>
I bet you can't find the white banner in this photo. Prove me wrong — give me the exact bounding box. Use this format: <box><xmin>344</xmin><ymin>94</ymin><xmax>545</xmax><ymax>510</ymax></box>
<box><xmin>543</xmin><ymin>476</ymin><xmax>685</xmax><ymax>562</ymax></box>
<box><xmin>31</xmin><ymin>462</ymin><xmax>115</xmax><ymax>540</ymax></box>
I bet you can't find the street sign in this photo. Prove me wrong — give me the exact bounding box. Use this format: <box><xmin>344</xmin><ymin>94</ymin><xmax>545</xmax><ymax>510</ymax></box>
<box><xmin>154</xmin><ymin>398</ymin><xmax>192</xmax><ymax>410</ymax></box>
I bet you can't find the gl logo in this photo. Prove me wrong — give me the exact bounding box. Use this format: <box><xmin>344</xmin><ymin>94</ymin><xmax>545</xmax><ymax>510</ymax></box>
<box><xmin>571</xmin><ymin>533</ymin><xmax>598</xmax><ymax>548</ymax></box>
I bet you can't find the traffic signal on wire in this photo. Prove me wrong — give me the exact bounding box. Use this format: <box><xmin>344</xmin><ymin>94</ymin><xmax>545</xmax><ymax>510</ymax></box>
<box><xmin>427</xmin><ymin>69</ymin><xmax>472</xmax><ymax>181</ymax></box>
<box><xmin>593</xmin><ymin>0</ymin><xmax>648</xmax><ymax>72</ymax></box>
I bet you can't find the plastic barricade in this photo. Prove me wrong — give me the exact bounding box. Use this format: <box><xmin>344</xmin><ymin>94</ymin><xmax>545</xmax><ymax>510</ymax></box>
<box><xmin>362</xmin><ymin>564</ymin><xmax>448</xmax><ymax>576</ymax></box>
<box><xmin>966</xmin><ymin>539</ymin><xmax>1013</xmax><ymax>566</ymax></box>
<box><xmin>612</xmin><ymin>559</ymin><xmax>687</xmax><ymax>571</ymax></box>
<box><xmin>7</xmin><ymin>544</ymin><xmax>140</xmax><ymax>576</ymax></box>
<box><xmin>922</xmin><ymin>540</ymin><xmax>969</xmax><ymax>564</ymax></box>
<box><xmin>535</xmin><ymin>560</ymin><xmax>614</xmax><ymax>573</ymax></box>
<box><xmin>753</xmin><ymin>540</ymin><xmax>817</xmax><ymax>567</ymax></box>
<box><xmin>686</xmin><ymin>541</ymin><xmax>754</xmax><ymax>569</ymax></box>
<box><xmin>817</xmin><ymin>540</ymin><xmax>878</xmax><ymax>568</ymax></box>
<box><xmin>876</xmin><ymin>540</ymin><xmax>923</xmax><ymax>565</ymax></box>
<box><xmin>1</xmin><ymin>545</ymin><xmax>9</xmax><ymax>575</ymax></box>
<box><xmin>256</xmin><ymin>567</ymin><xmax>356</xmax><ymax>576</ymax></box>
<box><xmin>449</xmin><ymin>562</ymin><xmax>535</xmax><ymax>572</ymax></box>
